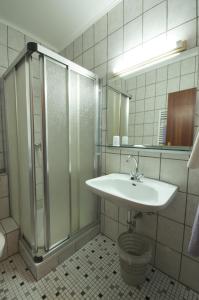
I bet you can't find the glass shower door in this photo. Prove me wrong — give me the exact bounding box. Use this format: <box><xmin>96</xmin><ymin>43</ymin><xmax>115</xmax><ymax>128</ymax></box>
<box><xmin>69</xmin><ymin>70</ymin><xmax>98</xmax><ymax>233</ymax></box>
<box><xmin>43</xmin><ymin>57</ymin><xmax>70</xmax><ymax>250</ymax></box>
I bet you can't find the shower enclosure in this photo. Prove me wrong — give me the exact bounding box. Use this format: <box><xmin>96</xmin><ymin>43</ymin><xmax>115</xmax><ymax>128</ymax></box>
<box><xmin>2</xmin><ymin>43</ymin><xmax>100</xmax><ymax>273</ymax></box>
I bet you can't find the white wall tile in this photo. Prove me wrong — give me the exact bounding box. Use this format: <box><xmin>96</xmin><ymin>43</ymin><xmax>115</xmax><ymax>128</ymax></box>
<box><xmin>155</xmin><ymin>95</ymin><xmax>167</xmax><ymax>110</ymax></box>
<box><xmin>168</xmin><ymin>0</ymin><xmax>196</xmax><ymax>30</ymax></box>
<box><xmin>83</xmin><ymin>26</ymin><xmax>94</xmax><ymax>51</ymax></box>
<box><xmin>188</xmin><ymin>168</ymin><xmax>199</xmax><ymax>195</ymax></box>
<box><xmin>0</xmin><ymin>197</ymin><xmax>9</xmax><ymax>220</ymax></box>
<box><xmin>155</xmin><ymin>81</ymin><xmax>167</xmax><ymax>96</ymax></box>
<box><xmin>119</xmin><ymin>206</ymin><xmax>128</xmax><ymax>225</ymax></box>
<box><xmin>155</xmin><ymin>243</ymin><xmax>181</xmax><ymax>279</ymax></box>
<box><xmin>180</xmin><ymin>73</ymin><xmax>195</xmax><ymax>90</ymax></box>
<box><xmin>167</xmin><ymin>19</ymin><xmax>197</xmax><ymax>50</ymax></box>
<box><xmin>120</xmin><ymin>154</ymin><xmax>134</xmax><ymax>174</ymax></box>
<box><xmin>135</xmin><ymin>111</ymin><xmax>144</xmax><ymax>124</ymax></box>
<box><xmin>104</xmin><ymin>216</ymin><xmax>118</xmax><ymax>240</ymax></box>
<box><xmin>0</xmin><ymin>23</ymin><xmax>7</xmax><ymax>46</ymax></box>
<box><xmin>181</xmin><ymin>57</ymin><xmax>196</xmax><ymax>75</ymax></box>
<box><xmin>180</xmin><ymin>255</ymin><xmax>199</xmax><ymax>292</ymax></box>
<box><xmin>137</xmin><ymin>74</ymin><xmax>146</xmax><ymax>87</ymax></box>
<box><xmin>108</xmin><ymin>28</ymin><xmax>123</xmax><ymax>59</ymax></box>
<box><xmin>145</xmin><ymin>97</ymin><xmax>155</xmax><ymax>111</ymax></box>
<box><xmin>124</xmin><ymin>16</ymin><xmax>142</xmax><ymax>52</ymax></box>
<box><xmin>8</xmin><ymin>27</ymin><xmax>24</xmax><ymax>51</ymax></box>
<box><xmin>74</xmin><ymin>35</ymin><xmax>82</xmax><ymax>58</ymax></box>
<box><xmin>118</xmin><ymin>223</ymin><xmax>128</xmax><ymax>235</ymax></box>
<box><xmin>138</xmin><ymin>156</ymin><xmax>160</xmax><ymax>179</ymax></box>
<box><xmin>105</xmin><ymin>200</ymin><xmax>118</xmax><ymax>220</ymax></box>
<box><xmin>167</xmin><ymin>77</ymin><xmax>180</xmax><ymax>93</ymax></box>
<box><xmin>136</xmin><ymin>87</ymin><xmax>145</xmax><ymax>100</ymax></box>
<box><xmin>7</xmin><ymin>229</ymin><xmax>19</xmax><ymax>256</ymax></box>
<box><xmin>124</xmin><ymin>0</ymin><xmax>142</xmax><ymax>24</ymax></box>
<box><xmin>0</xmin><ymin>45</ymin><xmax>8</xmax><ymax>67</ymax></box>
<box><xmin>100</xmin><ymin>214</ymin><xmax>105</xmax><ymax>234</ymax></box>
<box><xmin>144</xmin><ymin>123</ymin><xmax>154</xmax><ymax>136</ymax></box>
<box><xmin>143</xmin><ymin>0</ymin><xmax>163</xmax><ymax>12</ymax></box>
<box><xmin>145</xmin><ymin>84</ymin><xmax>155</xmax><ymax>98</ymax></box>
<box><xmin>83</xmin><ymin>47</ymin><xmax>94</xmax><ymax>70</ymax></box>
<box><xmin>95</xmin><ymin>38</ymin><xmax>107</xmax><ymax>67</ymax></box>
<box><xmin>108</xmin><ymin>2</ymin><xmax>123</xmax><ymax>34</ymax></box>
<box><xmin>95</xmin><ymin>15</ymin><xmax>108</xmax><ymax>43</ymax></box>
<box><xmin>64</xmin><ymin>43</ymin><xmax>74</xmax><ymax>60</ymax></box>
<box><xmin>146</xmin><ymin>70</ymin><xmax>156</xmax><ymax>85</ymax></box>
<box><xmin>185</xmin><ymin>194</ymin><xmax>199</xmax><ymax>226</ymax></box>
<box><xmin>135</xmin><ymin>124</ymin><xmax>144</xmax><ymax>136</ymax></box>
<box><xmin>156</xmin><ymin>66</ymin><xmax>167</xmax><ymax>82</ymax></box>
<box><xmin>106</xmin><ymin>153</ymin><xmax>120</xmax><ymax>173</ymax></box>
<box><xmin>160</xmin><ymin>192</ymin><xmax>186</xmax><ymax>223</ymax></box>
<box><xmin>0</xmin><ymin>217</ymin><xmax>18</xmax><ymax>233</ymax></box>
<box><xmin>144</xmin><ymin>110</ymin><xmax>154</xmax><ymax>123</ymax></box>
<box><xmin>136</xmin><ymin>213</ymin><xmax>157</xmax><ymax>240</ymax></box>
<box><xmin>157</xmin><ymin>216</ymin><xmax>184</xmax><ymax>251</ymax></box>
<box><xmin>160</xmin><ymin>159</ymin><xmax>188</xmax><ymax>192</ymax></box>
<box><xmin>0</xmin><ymin>175</ymin><xmax>8</xmax><ymax>198</ymax></box>
<box><xmin>0</xmin><ymin>66</ymin><xmax>6</xmax><ymax>76</ymax></box>
<box><xmin>183</xmin><ymin>226</ymin><xmax>199</xmax><ymax>262</ymax></box>
<box><xmin>168</xmin><ymin>62</ymin><xmax>181</xmax><ymax>79</ymax></box>
<box><xmin>136</xmin><ymin>100</ymin><xmax>144</xmax><ymax>112</ymax></box>
<box><xmin>143</xmin><ymin>2</ymin><xmax>166</xmax><ymax>41</ymax></box>
<box><xmin>126</xmin><ymin>77</ymin><xmax>136</xmax><ymax>91</ymax></box>
<box><xmin>8</xmin><ymin>48</ymin><xmax>19</xmax><ymax>66</ymax></box>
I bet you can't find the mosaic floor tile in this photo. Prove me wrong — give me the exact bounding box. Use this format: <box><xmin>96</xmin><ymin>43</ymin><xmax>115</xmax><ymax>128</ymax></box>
<box><xmin>0</xmin><ymin>234</ymin><xmax>198</xmax><ymax>299</ymax></box>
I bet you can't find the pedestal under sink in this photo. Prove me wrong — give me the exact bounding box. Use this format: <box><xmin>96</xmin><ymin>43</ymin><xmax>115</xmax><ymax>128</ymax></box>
<box><xmin>86</xmin><ymin>173</ymin><xmax>178</xmax><ymax>212</ymax></box>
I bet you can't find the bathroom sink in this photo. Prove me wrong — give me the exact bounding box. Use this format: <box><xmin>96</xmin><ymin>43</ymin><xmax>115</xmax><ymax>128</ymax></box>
<box><xmin>86</xmin><ymin>173</ymin><xmax>178</xmax><ymax>212</ymax></box>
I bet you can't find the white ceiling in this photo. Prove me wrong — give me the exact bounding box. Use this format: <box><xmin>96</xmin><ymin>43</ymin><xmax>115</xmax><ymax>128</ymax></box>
<box><xmin>0</xmin><ymin>0</ymin><xmax>120</xmax><ymax>51</ymax></box>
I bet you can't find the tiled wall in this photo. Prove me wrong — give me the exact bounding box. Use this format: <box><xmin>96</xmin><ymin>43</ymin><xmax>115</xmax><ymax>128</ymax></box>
<box><xmin>61</xmin><ymin>0</ymin><xmax>199</xmax><ymax>292</ymax></box>
<box><xmin>0</xmin><ymin>174</ymin><xmax>19</xmax><ymax>261</ymax></box>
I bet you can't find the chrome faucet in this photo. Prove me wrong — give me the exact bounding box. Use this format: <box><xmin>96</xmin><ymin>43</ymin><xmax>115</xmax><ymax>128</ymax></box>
<box><xmin>126</xmin><ymin>155</ymin><xmax>144</xmax><ymax>182</ymax></box>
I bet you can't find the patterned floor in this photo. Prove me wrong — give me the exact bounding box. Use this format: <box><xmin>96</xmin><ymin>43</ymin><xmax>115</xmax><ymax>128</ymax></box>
<box><xmin>0</xmin><ymin>234</ymin><xmax>199</xmax><ymax>300</ymax></box>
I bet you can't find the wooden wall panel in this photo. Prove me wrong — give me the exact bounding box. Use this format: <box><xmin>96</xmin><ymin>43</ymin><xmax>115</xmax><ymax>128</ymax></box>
<box><xmin>166</xmin><ymin>88</ymin><xmax>196</xmax><ymax>146</ymax></box>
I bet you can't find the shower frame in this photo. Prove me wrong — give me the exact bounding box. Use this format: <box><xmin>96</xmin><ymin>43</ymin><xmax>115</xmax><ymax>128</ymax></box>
<box><xmin>2</xmin><ymin>42</ymin><xmax>101</xmax><ymax>264</ymax></box>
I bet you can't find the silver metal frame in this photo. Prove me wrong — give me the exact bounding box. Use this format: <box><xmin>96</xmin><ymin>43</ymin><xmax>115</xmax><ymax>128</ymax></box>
<box><xmin>3</xmin><ymin>42</ymin><xmax>100</xmax><ymax>258</ymax></box>
<box><xmin>27</xmin><ymin>56</ymin><xmax>38</xmax><ymax>253</ymax></box>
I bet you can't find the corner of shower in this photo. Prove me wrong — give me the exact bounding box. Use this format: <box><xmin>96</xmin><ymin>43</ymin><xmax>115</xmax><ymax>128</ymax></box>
<box><xmin>3</xmin><ymin>43</ymin><xmax>101</xmax><ymax>279</ymax></box>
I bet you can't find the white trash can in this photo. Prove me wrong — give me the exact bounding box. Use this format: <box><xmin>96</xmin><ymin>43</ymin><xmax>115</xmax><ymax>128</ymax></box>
<box><xmin>117</xmin><ymin>231</ymin><xmax>152</xmax><ymax>286</ymax></box>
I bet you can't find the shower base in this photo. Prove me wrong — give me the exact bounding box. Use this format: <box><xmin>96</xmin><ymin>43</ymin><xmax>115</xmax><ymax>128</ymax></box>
<box><xmin>19</xmin><ymin>223</ymin><xmax>100</xmax><ymax>280</ymax></box>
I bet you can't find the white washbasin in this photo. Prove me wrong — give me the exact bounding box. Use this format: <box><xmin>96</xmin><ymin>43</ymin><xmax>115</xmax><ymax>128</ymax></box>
<box><xmin>86</xmin><ymin>173</ymin><xmax>178</xmax><ymax>212</ymax></box>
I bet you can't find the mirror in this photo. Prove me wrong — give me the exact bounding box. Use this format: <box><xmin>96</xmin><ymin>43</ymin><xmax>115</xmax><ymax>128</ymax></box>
<box><xmin>106</xmin><ymin>47</ymin><xmax>199</xmax><ymax>150</ymax></box>
<box><xmin>107</xmin><ymin>87</ymin><xmax>129</xmax><ymax>146</ymax></box>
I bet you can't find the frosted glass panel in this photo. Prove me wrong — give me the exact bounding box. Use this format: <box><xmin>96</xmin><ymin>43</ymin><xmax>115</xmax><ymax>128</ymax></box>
<box><xmin>45</xmin><ymin>58</ymin><xmax>70</xmax><ymax>248</ymax></box>
<box><xmin>4</xmin><ymin>70</ymin><xmax>20</xmax><ymax>224</ymax></box>
<box><xmin>16</xmin><ymin>59</ymin><xmax>34</xmax><ymax>247</ymax></box>
<box><xmin>79</xmin><ymin>75</ymin><xmax>98</xmax><ymax>228</ymax></box>
<box><xmin>70</xmin><ymin>71</ymin><xmax>98</xmax><ymax>231</ymax></box>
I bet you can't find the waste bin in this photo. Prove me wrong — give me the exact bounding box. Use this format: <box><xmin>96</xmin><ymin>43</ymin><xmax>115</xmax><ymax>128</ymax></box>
<box><xmin>117</xmin><ymin>231</ymin><xmax>152</xmax><ymax>286</ymax></box>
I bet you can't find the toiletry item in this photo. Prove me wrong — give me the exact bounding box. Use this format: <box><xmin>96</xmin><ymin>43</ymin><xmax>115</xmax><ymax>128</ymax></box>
<box><xmin>113</xmin><ymin>136</ymin><xmax>120</xmax><ymax>146</ymax></box>
<box><xmin>122</xmin><ymin>136</ymin><xmax>128</xmax><ymax>145</ymax></box>
<box><xmin>188</xmin><ymin>205</ymin><xmax>199</xmax><ymax>257</ymax></box>
<box><xmin>187</xmin><ymin>131</ymin><xmax>199</xmax><ymax>168</ymax></box>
